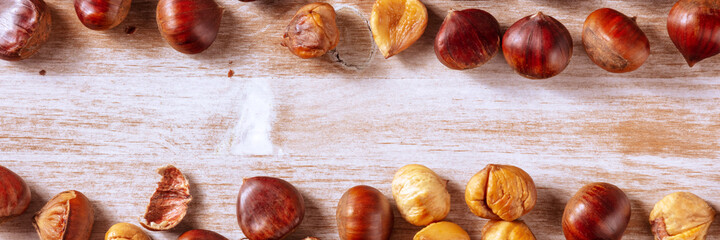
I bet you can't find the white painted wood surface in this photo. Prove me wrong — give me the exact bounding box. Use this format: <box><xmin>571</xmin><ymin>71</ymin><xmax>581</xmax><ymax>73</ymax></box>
<box><xmin>0</xmin><ymin>0</ymin><xmax>719</xmax><ymax>239</ymax></box>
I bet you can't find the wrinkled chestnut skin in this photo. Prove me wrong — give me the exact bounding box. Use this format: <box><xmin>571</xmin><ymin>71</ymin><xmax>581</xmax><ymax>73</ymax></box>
<box><xmin>465</xmin><ymin>164</ymin><xmax>536</xmax><ymax>221</ymax></box>
<box><xmin>583</xmin><ymin>8</ymin><xmax>650</xmax><ymax>73</ymax></box>
<box><xmin>562</xmin><ymin>182</ymin><xmax>631</xmax><ymax>240</ymax></box>
<box><xmin>156</xmin><ymin>0</ymin><xmax>223</xmax><ymax>54</ymax></box>
<box><xmin>237</xmin><ymin>176</ymin><xmax>305</xmax><ymax>240</ymax></box>
<box><xmin>0</xmin><ymin>165</ymin><xmax>31</xmax><ymax>223</ymax></box>
<box><xmin>503</xmin><ymin>12</ymin><xmax>573</xmax><ymax>79</ymax></box>
<box><xmin>649</xmin><ymin>192</ymin><xmax>715</xmax><ymax>240</ymax></box>
<box><xmin>336</xmin><ymin>185</ymin><xmax>393</xmax><ymax>240</ymax></box>
<box><xmin>281</xmin><ymin>3</ymin><xmax>339</xmax><ymax>59</ymax></box>
<box><xmin>179</xmin><ymin>229</ymin><xmax>229</xmax><ymax>240</ymax></box>
<box><xmin>74</xmin><ymin>0</ymin><xmax>132</xmax><ymax>30</ymax></box>
<box><xmin>668</xmin><ymin>0</ymin><xmax>720</xmax><ymax>67</ymax></box>
<box><xmin>34</xmin><ymin>190</ymin><xmax>95</xmax><ymax>240</ymax></box>
<box><xmin>105</xmin><ymin>223</ymin><xmax>151</xmax><ymax>240</ymax></box>
<box><xmin>434</xmin><ymin>9</ymin><xmax>500</xmax><ymax>70</ymax></box>
<box><xmin>0</xmin><ymin>0</ymin><xmax>51</xmax><ymax>61</ymax></box>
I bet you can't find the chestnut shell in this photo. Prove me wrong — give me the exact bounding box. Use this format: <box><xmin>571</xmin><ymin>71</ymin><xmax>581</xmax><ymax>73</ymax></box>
<box><xmin>562</xmin><ymin>182</ymin><xmax>631</xmax><ymax>240</ymax></box>
<box><xmin>0</xmin><ymin>0</ymin><xmax>51</xmax><ymax>61</ymax></box>
<box><xmin>156</xmin><ymin>0</ymin><xmax>223</xmax><ymax>54</ymax></box>
<box><xmin>179</xmin><ymin>229</ymin><xmax>229</xmax><ymax>240</ymax></box>
<box><xmin>336</xmin><ymin>185</ymin><xmax>393</xmax><ymax>240</ymax></box>
<box><xmin>582</xmin><ymin>8</ymin><xmax>650</xmax><ymax>73</ymax></box>
<box><xmin>74</xmin><ymin>0</ymin><xmax>132</xmax><ymax>30</ymax></box>
<box><xmin>502</xmin><ymin>12</ymin><xmax>573</xmax><ymax>79</ymax></box>
<box><xmin>434</xmin><ymin>9</ymin><xmax>500</xmax><ymax>70</ymax></box>
<box><xmin>237</xmin><ymin>176</ymin><xmax>305</xmax><ymax>240</ymax></box>
<box><xmin>667</xmin><ymin>0</ymin><xmax>720</xmax><ymax>67</ymax></box>
<box><xmin>0</xmin><ymin>165</ymin><xmax>31</xmax><ymax>222</ymax></box>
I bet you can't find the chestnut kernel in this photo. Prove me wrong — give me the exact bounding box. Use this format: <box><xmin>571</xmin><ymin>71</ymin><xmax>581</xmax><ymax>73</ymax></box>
<box><xmin>465</xmin><ymin>164</ymin><xmax>536</xmax><ymax>221</ymax></box>
<box><xmin>392</xmin><ymin>164</ymin><xmax>450</xmax><ymax>226</ymax></box>
<box><xmin>281</xmin><ymin>3</ymin><xmax>339</xmax><ymax>59</ymax></box>
<box><xmin>583</xmin><ymin>8</ymin><xmax>650</xmax><ymax>73</ymax></box>
<box><xmin>562</xmin><ymin>182</ymin><xmax>631</xmax><ymax>240</ymax></box>
<box><xmin>481</xmin><ymin>220</ymin><xmax>536</xmax><ymax>240</ymax></box>
<box><xmin>649</xmin><ymin>192</ymin><xmax>715</xmax><ymax>240</ymax></box>
<box><xmin>668</xmin><ymin>0</ymin><xmax>720</xmax><ymax>67</ymax></box>
<box><xmin>105</xmin><ymin>223</ymin><xmax>151</xmax><ymax>240</ymax></box>
<box><xmin>140</xmin><ymin>165</ymin><xmax>192</xmax><ymax>231</ymax></box>
<box><xmin>370</xmin><ymin>0</ymin><xmax>427</xmax><ymax>58</ymax></box>
<box><xmin>237</xmin><ymin>176</ymin><xmax>305</xmax><ymax>240</ymax></box>
<box><xmin>337</xmin><ymin>185</ymin><xmax>393</xmax><ymax>240</ymax></box>
<box><xmin>414</xmin><ymin>221</ymin><xmax>470</xmax><ymax>240</ymax></box>
<box><xmin>434</xmin><ymin>9</ymin><xmax>500</xmax><ymax>70</ymax></box>
<box><xmin>179</xmin><ymin>229</ymin><xmax>229</xmax><ymax>240</ymax></box>
<box><xmin>34</xmin><ymin>190</ymin><xmax>95</xmax><ymax>240</ymax></box>
<box><xmin>156</xmin><ymin>0</ymin><xmax>223</xmax><ymax>54</ymax></box>
<box><xmin>74</xmin><ymin>0</ymin><xmax>132</xmax><ymax>30</ymax></box>
<box><xmin>0</xmin><ymin>165</ymin><xmax>31</xmax><ymax>223</ymax></box>
<box><xmin>0</xmin><ymin>0</ymin><xmax>52</xmax><ymax>61</ymax></box>
<box><xmin>502</xmin><ymin>12</ymin><xmax>573</xmax><ymax>79</ymax></box>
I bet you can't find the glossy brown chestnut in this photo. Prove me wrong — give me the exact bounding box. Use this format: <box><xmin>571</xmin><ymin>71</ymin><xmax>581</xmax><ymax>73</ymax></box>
<box><xmin>502</xmin><ymin>12</ymin><xmax>573</xmax><ymax>79</ymax></box>
<box><xmin>74</xmin><ymin>0</ymin><xmax>132</xmax><ymax>30</ymax></box>
<box><xmin>0</xmin><ymin>0</ymin><xmax>51</xmax><ymax>61</ymax></box>
<box><xmin>668</xmin><ymin>0</ymin><xmax>720</xmax><ymax>67</ymax></box>
<box><xmin>156</xmin><ymin>0</ymin><xmax>223</xmax><ymax>54</ymax></box>
<box><xmin>336</xmin><ymin>185</ymin><xmax>393</xmax><ymax>240</ymax></box>
<box><xmin>0</xmin><ymin>165</ymin><xmax>31</xmax><ymax>223</ymax></box>
<box><xmin>583</xmin><ymin>8</ymin><xmax>650</xmax><ymax>73</ymax></box>
<box><xmin>434</xmin><ymin>9</ymin><xmax>500</xmax><ymax>70</ymax></box>
<box><xmin>562</xmin><ymin>182</ymin><xmax>631</xmax><ymax>240</ymax></box>
<box><xmin>237</xmin><ymin>176</ymin><xmax>305</xmax><ymax>240</ymax></box>
<box><xmin>34</xmin><ymin>190</ymin><xmax>95</xmax><ymax>240</ymax></box>
<box><xmin>179</xmin><ymin>229</ymin><xmax>229</xmax><ymax>240</ymax></box>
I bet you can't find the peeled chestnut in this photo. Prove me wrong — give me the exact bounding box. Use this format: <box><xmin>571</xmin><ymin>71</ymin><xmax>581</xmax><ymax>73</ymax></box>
<box><xmin>562</xmin><ymin>182</ymin><xmax>631</xmax><ymax>240</ymax></box>
<box><xmin>0</xmin><ymin>0</ymin><xmax>52</xmax><ymax>61</ymax></box>
<box><xmin>237</xmin><ymin>176</ymin><xmax>305</xmax><ymax>240</ymax></box>
<box><xmin>281</xmin><ymin>3</ymin><xmax>339</xmax><ymax>59</ymax></box>
<box><xmin>434</xmin><ymin>9</ymin><xmax>500</xmax><ymax>70</ymax></box>
<box><xmin>503</xmin><ymin>12</ymin><xmax>573</xmax><ymax>79</ymax></box>
<box><xmin>179</xmin><ymin>229</ymin><xmax>229</xmax><ymax>240</ymax></box>
<box><xmin>34</xmin><ymin>190</ymin><xmax>95</xmax><ymax>240</ymax></box>
<box><xmin>668</xmin><ymin>0</ymin><xmax>720</xmax><ymax>67</ymax></box>
<box><xmin>0</xmin><ymin>165</ymin><xmax>31</xmax><ymax>223</ymax></box>
<box><xmin>156</xmin><ymin>0</ymin><xmax>223</xmax><ymax>54</ymax></box>
<box><xmin>583</xmin><ymin>8</ymin><xmax>650</xmax><ymax>73</ymax></box>
<box><xmin>336</xmin><ymin>185</ymin><xmax>393</xmax><ymax>240</ymax></box>
<box><xmin>74</xmin><ymin>0</ymin><xmax>131</xmax><ymax>30</ymax></box>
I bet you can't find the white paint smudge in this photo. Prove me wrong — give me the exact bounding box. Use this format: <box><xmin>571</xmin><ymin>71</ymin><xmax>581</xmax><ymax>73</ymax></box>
<box><xmin>217</xmin><ymin>78</ymin><xmax>276</xmax><ymax>155</ymax></box>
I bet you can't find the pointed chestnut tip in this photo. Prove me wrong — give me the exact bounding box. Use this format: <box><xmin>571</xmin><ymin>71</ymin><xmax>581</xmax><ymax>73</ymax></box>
<box><xmin>533</xmin><ymin>12</ymin><xmax>545</xmax><ymax>18</ymax></box>
<box><xmin>631</xmin><ymin>16</ymin><xmax>637</xmax><ymax>22</ymax></box>
<box><xmin>684</xmin><ymin>55</ymin><xmax>700</xmax><ymax>67</ymax></box>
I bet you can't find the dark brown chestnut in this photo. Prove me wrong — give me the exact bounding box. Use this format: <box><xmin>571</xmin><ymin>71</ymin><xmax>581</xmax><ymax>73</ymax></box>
<box><xmin>156</xmin><ymin>0</ymin><xmax>223</xmax><ymax>54</ymax></box>
<box><xmin>668</xmin><ymin>0</ymin><xmax>720</xmax><ymax>67</ymax></box>
<box><xmin>434</xmin><ymin>9</ymin><xmax>500</xmax><ymax>70</ymax></box>
<box><xmin>502</xmin><ymin>12</ymin><xmax>573</xmax><ymax>79</ymax></box>
<box><xmin>583</xmin><ymin>8</ymin><xmax>650</xmax><ymax>73</ymax></box>
<box><xmin>562</xmin><ymin>182</ymin><xmax>631</xmax><ymax>240</ymax></box>
<box><xmin>336</xmin><ymin>185</ymin><xmax>393</xmax><ymax>240</ymax></box>
<box><xmin>74</xmin><ymin>0</ymin><xmax>131</xmax><ymax>30</ymax></box>
<box><xmin>237</xmin><ymin>176</ymin><xmax>305</xmax><ymax>240</ymax></box>
<box><xmin>0</xmin><ymin>0</ymin><xmax>51</xmax><ymax>61</ymax></box>
<box><xmin>0</xmin><ymin>165</ymin><xmax>31</xmax><ymax>223</ymax></box>
<box><xmin>179</xmin><ymin>229</ymin><xmax>229</xmax><ymax>240</ymax></box>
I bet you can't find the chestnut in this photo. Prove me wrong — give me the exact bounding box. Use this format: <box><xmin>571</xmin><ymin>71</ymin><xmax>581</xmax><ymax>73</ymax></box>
<box><xmin>34</xmin><ymin>190</ymin><xmax>95</xmax><ymax>240</ymax></box>
<box><xmin>582</xmin><ymin>8</ymin><xmax>650</xmax><ymax>73</ymax></box>
<box><xmin>668</xmin><ymin>0</ymin><xmax>720</xmax><ymax>67</ymax></box>
<box><xmin>0</xmin><ymin>165</ymin><xmax>31</xmax><ymax>223</ymax></box>
<box><xmin>434</xmin><ymin>9</ymin><xmax>500</xmax><ymax>70</ymax></box>
<box><xmin>140</xmin><ymin>165</ymin><xmax>192</xmax><ymax>231</ymax></box>
<box><xmin>74</xmin><ymin>0</ymin><xmax>131</xmax><ymax>30</ymax></box>
<box><xmin>281</xmin><ymin>3</ymin><xmax>339</xmax><ymax>59</ymax></box>
<box><xmin>336</xmin><ymin>185</ymin><xmax>393</xmax><ymax>240</ymax></box>
<box><xmin>105</xmin><ymin>223</ymin><xmax>151</xmax><ymax>240</ymax></box>
<box><xmin>156</xmin><ymin>0</ymin><xmax>223</xmax><ymax>54</ymax></box>
<box><xmin>562</xmin><ymin>182</ymin><xmax>631</xmax><ymax>240</ymax></box>
<box><xmin>0</xmin><ymin>0</ymin><xmax>52</xmax><ymax>61</ymax></box>
<box><xmin>502</xmin><ymin>12</ymin><xmax>573</xmax><ymax>79</ymax></box>
<box><xmin>237</xmin><ymin>176</ymin><xmax>305</xmax><ymax>240</ymax></box>
<box><xmin>179</xmin><ymin>229</ymin><xmax>229</xmax><ymax>240</ymax></box>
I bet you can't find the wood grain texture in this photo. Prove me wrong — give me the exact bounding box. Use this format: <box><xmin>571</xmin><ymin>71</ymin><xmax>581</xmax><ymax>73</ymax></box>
<box><xmin>0</xmin><ymin>0</ymin><xmax>719</xmax><ymax>239</ymax></box>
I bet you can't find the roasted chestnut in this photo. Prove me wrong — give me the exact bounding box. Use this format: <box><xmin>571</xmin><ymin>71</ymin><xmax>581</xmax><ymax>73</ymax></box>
<box><xmin>179</xmin><ymin>229</ymin><xmax>229</xmax><ymax>240</ymax></box>
<box><xmin>0</xmin><ymin>165</ymin><xmax>31</xmax><ymax>223</ymax></box>
<box><xmin>237</xmin><ymin>176</ymin><xmax>305</xmax><ymax>240</ymax></box>
<box><xmin>336</xmin><ymin>185</ymin><xmax>393</xmax><ymax>240</ymax></box>
<box><xmin>281</xmin><ymin>3</ymin><xmax>339</xmax><ymax>59</ymax></box>
<box><xmin>156</xmin><ymin>0</ymin><xmax>223</xmax><ymax>54</ymax></box>
<box><xmin>74</xmin><ymin>0</ymin><xmax>131</xmax><ymax>30</ymax></box>
<box><xmin>502</xmin><ymin>12</ymin><xmax>573</xmax><ymax>79</ymax></box>
<box><xmin>562</xmin><ymin>182</ymin><xmax>631</xmax><ymax>240</ymax></box>
<box><xmin>0</xmin><ymin>0</ymin><xmax>51</xmax><ymax>61</ymax></box>
<box><xmin>583</xmin><ymin>8</ymin><xmax>650</xmax><ymax>73</ymax></box>
<box><xmin>434</xmin><ymin>9</ymin><xmax>500</xmax><ymax>70</ymax></box>
<box><xmin>668</xmin><ymin>0</ymin><xmax>720</xmax><ymax>67</ymax></box>
<box><xmin>34</xmin><ymin>190</ymin><xmax>95</xmax><ymax>240</ymax></box>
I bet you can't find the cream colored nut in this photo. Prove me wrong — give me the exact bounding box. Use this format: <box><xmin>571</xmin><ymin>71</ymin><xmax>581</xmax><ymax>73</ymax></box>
<box><xmin>414</xmin><ymin>221</ymin><xmax>470</xmax><ymax>240</ymax></box>
<box><xmin>105</xmin><ymin>222</ymin><xmax>152</xmax><ymax>240</ymax></box>
<box><xmin>481</xmin><ymin>220</ymin><xmax>535</xmax><ymax>240</ymax></box>
<box><xmin>465</xmin><ymin>164</ymin><xmax>536</xmax><ymax>221</ymax></box>
<box><xmin>649</xmin><ymin>192</ymin><xmax>715</xmax><ymax>240</ymax></box>
<box><xmin>392</xmin><ymin>164</ymin><xmax>450</xmax><ymax>226</ymax></box>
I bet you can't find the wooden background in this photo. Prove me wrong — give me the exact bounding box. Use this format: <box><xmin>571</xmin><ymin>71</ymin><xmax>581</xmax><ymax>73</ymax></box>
<box><xmin>0</xmin><ymin>0</ymin><xmax>719</xmax><ymax>239</ymax></box>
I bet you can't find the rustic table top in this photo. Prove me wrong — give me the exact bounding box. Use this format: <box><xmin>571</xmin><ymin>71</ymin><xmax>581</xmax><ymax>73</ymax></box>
<box><xmin>0</xmin><ymin>0</ymin><xmax>718</xmax><ymax>239</ymax></box>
